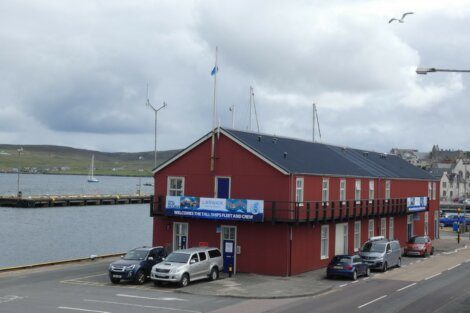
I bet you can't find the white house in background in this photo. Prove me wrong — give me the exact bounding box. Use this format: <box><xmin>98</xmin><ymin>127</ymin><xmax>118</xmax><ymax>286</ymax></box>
<box><xmin>434</xmin><ymin>159</ymin><xmax>470</xmax><ymax>202</ymax></box>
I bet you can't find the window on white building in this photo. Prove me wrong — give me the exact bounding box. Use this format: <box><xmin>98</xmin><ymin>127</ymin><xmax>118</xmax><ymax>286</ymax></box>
<box><xmin>442</xmin><ymin>181</ymin><xmax>447</xmax><ymax>189</ymax></box>
<box><xmin>389</xmin><ymin>217</ymin><xmax>394</xmax><ymax>240</ymax></box>
<box><xmin>321</xmin><ymin>225</ymin><xmax>329</xmax><ymax>259</ymax></box>
<box><xmin>385</xmin><ymin>180</ymin><xmax>391</xmax><ymax>199</ymax></box>
<box><xmin>368</xmin><ymin>219</ymin><xmax>374</xmax><ymax>239</ymax></box>
<box><xmin>355</xmin><ymin>180</ymin><xmax>361</xmax><ymax>201</ymax></box>
<box><xmin>322</xmin><ymin>178</ymin><xmax>329</xmax><ymax>202</ymax></box>
<box><xmin>354</xmin><ymin>221</ymin><xmax>361</xmax><ymax>252</ymax></box>
<box><xmin>296</xmin><ymin>178</ymin><xmax>304</xmax><ymax>204</ymax></box>
<box><xmin>167</xmin><ymin>177</ymin><xmax>185</xmax><ymax>196</ymax></box>
<box><xmin>380</xmin><ymin>218</ymin><xmax>386</xmax><ymax>237</ymax></box>
<box><xmin>340</xmin><ymin>179</ymin><xmax>346</xmax><ymax>201</ymax></box>
<box><xmin>369</xmin><ymin>180</ymin><xmax>374</xmax><ymax>200</ymax></box>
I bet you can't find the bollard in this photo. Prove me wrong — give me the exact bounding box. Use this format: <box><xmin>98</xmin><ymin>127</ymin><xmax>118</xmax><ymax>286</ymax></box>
<box><xmin>228</xmin><ymin>266</ymin><xmax>233</xmax><ymax>277</ymax></box>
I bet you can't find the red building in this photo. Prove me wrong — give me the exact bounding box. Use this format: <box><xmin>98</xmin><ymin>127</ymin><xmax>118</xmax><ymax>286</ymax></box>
<box><xmin>151</xmin><ymin>128</ymin><xmax>439</xmax><ymax>276</ymax></box>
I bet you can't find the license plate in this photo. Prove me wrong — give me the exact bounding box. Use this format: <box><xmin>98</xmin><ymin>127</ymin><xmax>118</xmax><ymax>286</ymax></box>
<box><xmin>112</xmin><ymin>275</ymin><xmax>122</xmax><ymax>278</ymax></box>
<box><xmin>334</xmin><ymin>266</ymin><xmax>343</xmax><ymax>269</ymax></box>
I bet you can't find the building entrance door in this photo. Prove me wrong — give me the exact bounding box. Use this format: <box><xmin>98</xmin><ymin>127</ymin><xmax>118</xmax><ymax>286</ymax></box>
<box><xmin>335</xmin><ymin>223</ymin><xmax>348</xmax><ymax>255</ymax></box>
<box><xmin>216</xmin><ymin>177</ymin><xmax>231</xmax><ymax>198</ymax></box>
<box><xmin>407</xmin><ymin>215</ymin><xmax>413</xmax><ymax>241</ymax></box>
<box><xmin>221</xmin><ymin>225</ymin><xmax>236</xmax><ymax>273</ymax></box>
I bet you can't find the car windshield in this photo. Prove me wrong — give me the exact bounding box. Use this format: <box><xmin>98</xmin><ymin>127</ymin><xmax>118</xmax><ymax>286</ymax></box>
<box><xmin>409</xmin><ymin>237</ymin><xmax>426</xmax><ymax>244</ymax></box>
<box><xmin>362</xmin><ymin>242</ymin><xmax>386</xmax><ymax>253</ymax></box>
<box><xmin>165</xmin><ymin>252</ymin><xmax>190</xmax><ymax>263</ymax></box>
<box><xmin>123</xmin><ymin>249</ymin><xmax>148</xmax><ymax>260</ymax></box>
<box><xmin>331</xmin><ymin>256</ymin><xmax>351</xmax><ymax>264</ymax></box>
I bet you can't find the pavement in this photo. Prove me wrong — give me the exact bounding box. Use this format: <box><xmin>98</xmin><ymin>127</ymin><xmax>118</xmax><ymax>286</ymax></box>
<box><xmin>178</xmin><ymin>231</ymin><xmax>469</xmax><ymax>299</ymax></box>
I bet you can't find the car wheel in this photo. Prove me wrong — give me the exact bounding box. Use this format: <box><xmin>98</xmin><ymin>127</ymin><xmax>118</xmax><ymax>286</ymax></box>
<box><xmin>397</xmin><ymin>258</ymin><xmax>401</xmax><ymax>268</ymax></box>
<box><xmin>110</xmin><ymin>278</ymin><xmax>120</xmax><ymax>284</ymax></box>
<box><xmin>134</xmin><ymin>270</ymin><xmax>146</xmax><ymax>285</ymax></box>
<box><xmin>210</xmin><ymin>267</ymin><xmax>219</xmax><ymax>281</ymax></box>
<box><xmin>365</xmin><ymin>267</ymin><xmax>370</xmax><ymax>277</ymax></box>
<box><xmin>179</xmin><ymin>273</ymin><xmax>189</xmax><ymax>288</ymax></box>
<box><xmin>382</xmin><ymin>262</ymin><xmax>388</xmax><ymax>272</ymax></box>
<box><xmin>352</xmin><ymin>270</ymin><xmax>357</xmax><ymax>281</ymax></box>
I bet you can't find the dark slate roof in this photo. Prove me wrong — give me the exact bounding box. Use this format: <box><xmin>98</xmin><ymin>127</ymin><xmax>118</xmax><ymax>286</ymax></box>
<box><xmin>224</xmin><ymin>128</ymin><xmax>435</xmax><ymax>180</ymax></box>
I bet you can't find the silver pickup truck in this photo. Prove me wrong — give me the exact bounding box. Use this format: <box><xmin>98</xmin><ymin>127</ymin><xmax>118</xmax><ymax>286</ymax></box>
<box><xmin>150</xmin><ymin>247</ymin><xmax>223</xmax><ymax>287</ymax></box>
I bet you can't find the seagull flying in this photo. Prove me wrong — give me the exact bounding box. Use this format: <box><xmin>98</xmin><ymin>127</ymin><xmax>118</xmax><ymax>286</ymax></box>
<box><xmin>389</xmin><ymin>12</ymin><xmax>414</xmax><ymax>23</ymax></box>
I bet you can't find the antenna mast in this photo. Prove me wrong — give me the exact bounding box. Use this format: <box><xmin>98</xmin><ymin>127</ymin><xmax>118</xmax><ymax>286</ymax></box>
<box><xmin>229</xmin><ymin>104</ymin><xmax>235</xmax><ymax>128</ymax></box>
<box><xmin>312</xmin><ymin>103</ymin><xmax>321</xmax><ymax>142</ymax></box>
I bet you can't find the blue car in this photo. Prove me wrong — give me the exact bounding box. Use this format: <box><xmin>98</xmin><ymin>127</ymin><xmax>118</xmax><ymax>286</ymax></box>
<box><xmin>439</xmin><ymin>214</ymin><xmax>470</xmax><ymax>227</ymax></box>
<box><xmin>326</xmin><ymin>255</ymin><xmax>370</xmax><ymax>280</ymax></box>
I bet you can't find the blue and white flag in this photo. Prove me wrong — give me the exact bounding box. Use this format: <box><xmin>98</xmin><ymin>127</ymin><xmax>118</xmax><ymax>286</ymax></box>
<box><xmin>211</xmin><ymin>66</ymin><xmax>219</xmax><ymax>76</ymax></box>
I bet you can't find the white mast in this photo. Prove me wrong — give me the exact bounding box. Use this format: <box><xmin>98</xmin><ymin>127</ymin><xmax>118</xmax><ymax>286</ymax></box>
<box><xmin>229</xmin><ymin>104</ymin><xmax>235</xmax><ymax>128</ymax></box>
<box><xmin>210</xmin><ymin>47</ymin><xmax>218</xmax><ymax>171</ymax></box>
<box><xmin>312</xmin><ymin>103</ymin><xmax>321</xmax><ymax>142</ymax></box>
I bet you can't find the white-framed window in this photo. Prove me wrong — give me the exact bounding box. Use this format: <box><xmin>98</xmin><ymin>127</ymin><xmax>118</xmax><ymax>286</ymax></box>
<box><xmin>428</xmin><ymin>182</ymin><xmax>432</xmax><ymax>198</ymax></box>
<box><xmin>173</xmin><ymin>222</ymin><xmax>188</xmax><ymax>251</ymax></box>
<box><xmin>385</xmin><ymin>180</ymin><xmax>391</xmax><ymax>199</ymax></box>
<box><xmin>432</xmin><ymin>182</ymin><xmax>436</xmax><ymax>200</ymax></box>
<box><xmin>442</xmin><ymin>181</ymin><xmax>447</xmax><ymax>189</ymax></box>
<box><xmin>380</xmin><ymin>217</ymin><xmax>387</xmax><ymax>237</ymax></box>
<box><xmin>354</xmin><ymin>221</ymin><xmax>361</xmax><ymax>252</ymax></box>
<box><xmin>355</xmin><ymin>180</ymin><xmax>361</xmax><ymax>201</ymax></box>
<box><xmin>321</xmin><ymin>225</ymin><xmax>329</xmax><ymax>259</ymax></box>
<box><xmin>389</xmin><ymin>217</ymin><xmax>394</xmax><ymax>240</ymax></box>
<box><xmin>424</xmin><ymin>212</ymin><xmax>429</xmax><ymax>236</ymax></box>
<box><xmin>340</xmin><ymin>179</ymin><xmax>346</xmax><ymax>201</ymax></box>
<box><xmin>167</xmin><ymin>176</ymin><xmax>185</xmax><ymax>196</ymax></box>
<box><xmin>322</xmin><ymin>178</ymin><xmax>329</xmax><ymax>202</ymax></box>
<box><xmin>295</xmin><ymin>177</ymin><xmax>304</xmax><ymax>203</ymax></box>
<box><xmin>368</xmin><ymin>219</ymin><xmax>374</xmax><ymax>239</ymax></box>
<box><xmin>369</xmin><ymin>180</ymin><xmax>375</xmax><ymax>200</ymax></box>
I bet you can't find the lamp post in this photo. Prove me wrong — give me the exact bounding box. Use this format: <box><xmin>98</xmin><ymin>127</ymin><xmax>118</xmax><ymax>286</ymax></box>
<box><xmin>17</xmin><ymin>147</ymin><xmax>23</xmax><ymax>198</ymax></box>
<box><xmin>137</xmin><ymin>156</ymin><xmax>143</xmax><ymax>196</ymax></box>
<box><xmin>145</xmin><ymin>90</ymin><xmax>167</xmax><ymax>168</ymax></box>
<box><xmin>416</xmin><ymin>67</ymin><xmax>470</xmax><ymax>75</ymax></box>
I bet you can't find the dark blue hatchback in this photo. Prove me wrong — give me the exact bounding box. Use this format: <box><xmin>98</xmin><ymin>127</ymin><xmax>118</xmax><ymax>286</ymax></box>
<box><xmin>326</xmin><ymin>255</ymin><xmax>370</xmax><ymax>281</ymax></box>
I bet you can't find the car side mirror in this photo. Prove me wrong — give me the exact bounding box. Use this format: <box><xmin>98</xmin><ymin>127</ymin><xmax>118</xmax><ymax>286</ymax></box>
<box><xmin>190</xmin><ymin>259</ymin><xmax>196</xmax><ymax>264</ymax></box>
<box><xmin>162</xmin><ymin>257</ymin><xmax>166</xmax><ymax>261</ymax></box>
<box><xmin>148</xmin><ymin>256</ymin><xmax>154</xmax><ymax>261</ymax></box>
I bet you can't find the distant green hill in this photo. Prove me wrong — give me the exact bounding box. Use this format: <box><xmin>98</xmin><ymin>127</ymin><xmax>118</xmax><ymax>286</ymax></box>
<box><xmin>0</xmin><ymin>144</ymin><xmax>181</xmax><ymax>177</ymax></box>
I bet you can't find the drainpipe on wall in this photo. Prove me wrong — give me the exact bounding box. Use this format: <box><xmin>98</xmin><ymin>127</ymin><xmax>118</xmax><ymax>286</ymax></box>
<box><xmin>288</xmin><ymin>225</ymin><xmax>292</xmax><ymax>276</ymax></box>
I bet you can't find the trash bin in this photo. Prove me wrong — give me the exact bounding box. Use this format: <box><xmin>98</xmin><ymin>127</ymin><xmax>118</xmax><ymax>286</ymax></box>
<box><xmin>453</xmin><ymin>222</ymin><xmax>459</xmax><ymax>232</ymax></box>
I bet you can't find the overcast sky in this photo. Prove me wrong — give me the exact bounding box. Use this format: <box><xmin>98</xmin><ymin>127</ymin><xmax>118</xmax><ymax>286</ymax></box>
<box><xmin>1</xmin><ymin>0</ymin><xmax>470</xmax><ymax>153</ymax></box>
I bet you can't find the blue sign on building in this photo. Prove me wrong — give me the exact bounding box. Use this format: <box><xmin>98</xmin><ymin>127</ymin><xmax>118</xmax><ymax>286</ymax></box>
<box><xmin>165</xmin><ymin>196</ymin><xmax>264</xmax><ymax>222</ymax></box>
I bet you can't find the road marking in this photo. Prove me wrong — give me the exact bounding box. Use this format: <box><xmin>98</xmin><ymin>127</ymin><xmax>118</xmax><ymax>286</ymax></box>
<box><xmin>363</xmin><ymin>277</ymin><xmax>370</xmax><ymax>280</ymax></box>
<box><xmin>351</xmin><ymin>281</ymin><xmax>358</xmax><ymax>284</ymax></box>
<box><xmin>84</xmin><ymin>299</ymin><xmax>202</xmax><ymax>313</ymax></box>
<box><xmin>58</xmin><ymin>307</ymin><xmax>110</xmax><ymax>313</ymax></box>
<box><xmin>424</xmin><ymin>273</ymin><xmax>441</xmax><ymax>280</ymax></box>
<box><xmin>447</xmin><ymin>264</ymin><xmax>461</xmax><ymax>271</ymax></box>
<box><xmin>357</xmin><ymin>295</ymin><xmax>387</xmax><ymax>309</ymax></box>
<box><xmin>0</xmin><ymin>295</ymin><xmax>24</xmax><ymax>304</ymax></box>
<box><xmin>116</xmin><ymin>294</ymin><xmax>187</xmax><ymax>301</ymax></box>
<box><xmin>397</xmin><ymin>283</ymin><xmax>416</xmax><ymax>292</ymax></box>
<box><xmin>339</xmin><ymin>284</ymin><xmax>348</xmax><ymax>287</ymax></box>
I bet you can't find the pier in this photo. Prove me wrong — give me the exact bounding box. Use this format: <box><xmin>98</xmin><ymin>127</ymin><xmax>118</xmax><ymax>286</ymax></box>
<box><xmin>0</xmin><ymin>194</ymin><xmax>151</xmax><ymax>208</ymax></box>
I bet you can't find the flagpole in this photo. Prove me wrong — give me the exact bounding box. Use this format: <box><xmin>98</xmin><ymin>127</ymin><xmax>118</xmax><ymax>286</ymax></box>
<box><xmin>210</xmin><ymin>47</ymin><xmax>218</xmax><ymax>171</ymax></box>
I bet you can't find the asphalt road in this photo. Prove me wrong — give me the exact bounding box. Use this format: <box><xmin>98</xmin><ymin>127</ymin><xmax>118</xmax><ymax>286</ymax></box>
<box><xmin>267</xmin><ymin>249</ymin><xmax>470</xmax><ymax>313</ymax></box>
<box><xmin>0</xmin><ymin>259</ymin><xmax>241</xmax><ymax>313</ymax></box>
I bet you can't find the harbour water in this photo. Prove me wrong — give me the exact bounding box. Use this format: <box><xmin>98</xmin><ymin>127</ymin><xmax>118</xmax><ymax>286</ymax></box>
<box><xmin>0</xmin><ymin>173</ymin><xmax>154</xmax><ymax>269</ymax></box>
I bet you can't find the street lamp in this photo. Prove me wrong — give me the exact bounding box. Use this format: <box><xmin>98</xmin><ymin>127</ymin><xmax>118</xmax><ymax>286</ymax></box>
<box><xmin>137</xmin><ymin>156</ymin><xmax>143</xmax><ymax>196</ymax></box>
<box><xmin>17</xmin><ymin>147</ymin><xmax>23</xmax><ymax>198</ymax></box>
<box><xmin>145</xmin><ymin>87</ymin><xmax>167</xmax><ymax>168</ymax></box>
<box><xmin>416</xmin><ymin>67</ymin><xmax>470</xmax><ymax>75</ymax></box>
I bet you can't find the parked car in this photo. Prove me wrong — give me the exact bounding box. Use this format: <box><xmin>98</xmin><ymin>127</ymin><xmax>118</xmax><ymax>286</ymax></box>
<box><xmin>326</xmin><ymin>255</ymin><xmax>370</xmax><ymax>280</ymax></box>
<box><xmin>359</xmin><ymin>236</ymin><xmax>401</xmax><ymax>272</ymax></box>
<box><xmin>404</xmin><ymin>235</ymin><xmax>434</xmax><ymax>257</ymax></box>
<box><xmin>150</xmin><ymin>247</ymin><xmax>223</xmax><ymax>287</ymax></box>
<box><xmin>108</xmin><ymin>246</ymin><xmax>166</xmax><ymax>284</ymax></box>
<box><xmin>439</xmin><ymin>213</ymin><xmax>470</xmax><ymax>227</ymax></box>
